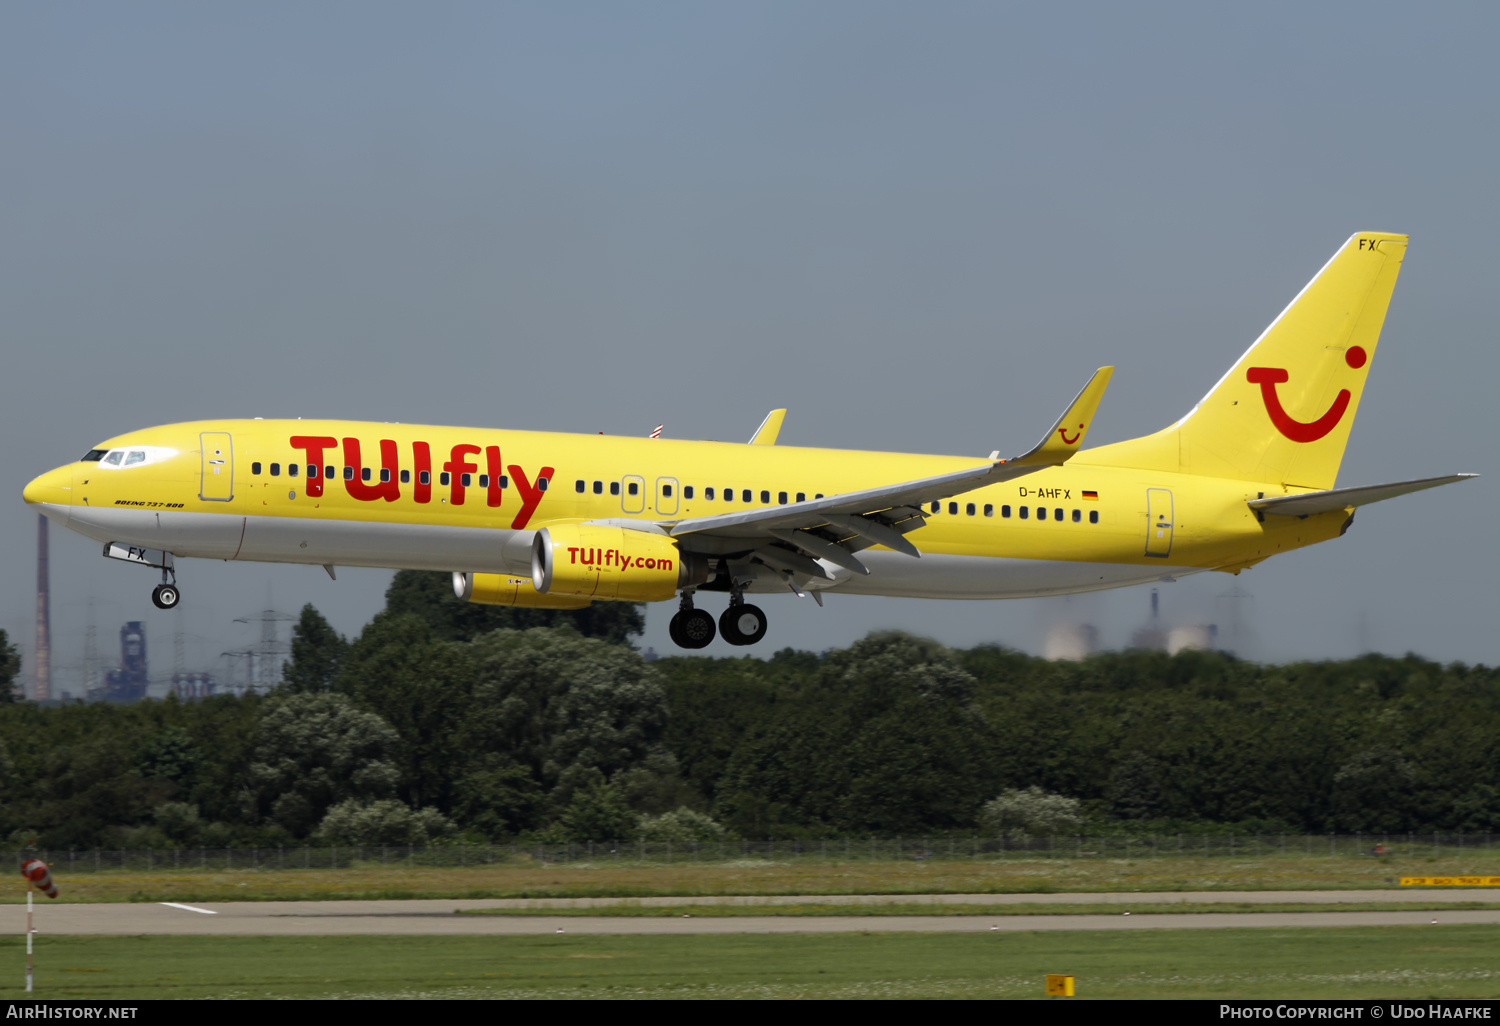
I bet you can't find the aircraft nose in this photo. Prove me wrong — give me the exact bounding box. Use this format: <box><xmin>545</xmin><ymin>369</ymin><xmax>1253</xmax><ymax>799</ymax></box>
<box><xmin>23</xmin><ymin>466</ymin><xmax>74</xmax><ymax>518</ymax></box>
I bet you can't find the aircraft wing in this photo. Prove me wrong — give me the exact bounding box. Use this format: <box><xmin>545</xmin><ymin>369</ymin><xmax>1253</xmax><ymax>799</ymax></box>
<box><xmin>666</xmin><ymin>368</ymin><xmax>1113</xmax><ymax>578</ymax></box>
<box><xmin>1247</xmin><ymin>473</ymin><xmax>1477</xmax><ymax>518</ymax></box>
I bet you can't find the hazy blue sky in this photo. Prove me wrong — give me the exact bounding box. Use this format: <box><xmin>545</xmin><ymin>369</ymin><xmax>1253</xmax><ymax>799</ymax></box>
<box><xmin>3</xmin><ymin>2</ymin><xmax>1495</xmax><ymax>690</ymax></box>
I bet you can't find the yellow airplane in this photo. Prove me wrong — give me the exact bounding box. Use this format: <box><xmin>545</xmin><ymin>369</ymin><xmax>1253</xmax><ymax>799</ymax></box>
<box><xmin>22</xmin><ymin>232</ymin><xmax>1475</xmax><ymax>649</ymax></box>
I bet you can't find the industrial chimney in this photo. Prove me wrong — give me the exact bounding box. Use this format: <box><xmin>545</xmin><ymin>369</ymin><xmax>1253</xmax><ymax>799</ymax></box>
<box><xmin>35</xmin><ymin>514</ymin><xmax>50</xmax><ymax>702</ymax></box>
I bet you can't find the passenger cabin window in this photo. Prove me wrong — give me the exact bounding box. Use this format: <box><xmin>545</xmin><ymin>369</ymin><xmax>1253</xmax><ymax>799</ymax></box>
<box><xmin>1001</xmin><ymin>505</ymin><xmax>1011</xmax><ymax>517</ymax></box>
<box><xmin>1019</xmin><ymin>506</ymin><xmax>1028</xmax><ymax>519</ymax></box>
<box><xmin>684</xmin><ymin>486</ymin><xmax>694</xmax><ymax>499</ymax></box>
<box><xmin>760</xmin><ymin>490</ymin><xmax>770</xmax><ymax>503</ymax></box>
<box><xmin>796</xmin><ymin>492</ymin><xmax>805</xmax><ymax>502</ymax></box>
<box><xmin>270</xmin><ymin>463</ymin><xmax>281</xmax><ymax>476</ymax></box>
<box><xmin>252</xmin><ymin>462</ymin><xmax>262</xmax><ymax>475</ymax></box>
<box><xmin>663</xmin><ymin>485</ymin><xmax>673</xmax><ymax>497</ymax></box>
<box><xmin>1055</xmin><ymin>507</ymin><xmax>1063</xmax><ymax>521</ymax></box>
<box><xmin>1089</xmin><ymin>510</ymin><xmax>1099</xmax><ymax>524</ymax></box>
<box><xmin>984</xmin><ymin>504</ymin><xmax>993</xmax><ymax>517</ymax></box>
<box><xmin>948</xmin><ymin>502</ymin><xmax>958</xmax><ymax>515</ymax></box>
<box><xmin>307</xmin><ymin>464</ymin><xmax>318</xmax><ymax>478</ymax></box>
<box><xmin>479</xmin><ymin>475</ymin><xmax>489</xmax><ymax>488</ymax></box>
<box><xmin>742</xmin><ymin>489</ymin><xmax>752</xmax><ymax>502</ymax></box>
<box><xmin>81</xmin><ymin>449</ymin><xmax>107</xmax><ymax>462</ymax></box>
<box><xmin>461</xmin><ymin>473</ymin><xmax>472</xmax><ymax>487</ymax></box>
<box><xmin>343</xmin><ymin>467</ymin><xmax>354</xmax><ymax>481</ymax></box>
<box><xmin>104</xmin><ymin>452</ymin><xmax>123</xmax><ymax>465</ymax></box>
<box><xmin>705</xmin><ymin>487</ymin><xmax>715</xmax><ymax>500</ymax></box>
<box><xmin>778</xmin><ymin>491</ymin><xmax>787</xmax><ymax>504</ymax></box>
<box><xmin>1036</xmin><ymin>507</ymin><xmax>1046</xmax><ymax>520</ymax></box>
<box><xmin>538</xmin><ymin>477</ymin><xmax>548</xmax><ymax>491</ymax></box>
<box><xmin>418</xmin><ymin>470</ymin><xmax>430</xmax><ymax>485</ymax></box>
<box><xmin>930</xmin><ymin>501</ymin><xmax>939</xmax><ymax>513</ymax></box>
<box><xmin>1072</xmin><ymin>509</ymin><xmax>1081</xmax><ymax>522</ymax></box>
<box><xmin>440</xmin><ymin>472</ymin><xmax>451</xmax><ymax>486</ymax></box>
<box><xmin>611</xmin><ymin>482</ymin><xmax>621</xmax><ymax>496</ymax></box>
<box><xmin>361</xmin><ymin>468</ymin><xmax>372</xmax><ymax>482</ymax></box>
<box><xmin>966</xmin><ymin>502</ymin><xmax>976</xmax><ymax>516</ymax></box>
<box><xmin>399</xmin><ymin>469</ymin><xmax>409</xmax><ymax>484</ymax></box>
<box><xmin>325</xmin><ymin>465</ymin><xmax>335</xmax><ymax>480</ymax></box>
<box><xmin>575</xmin><ymin>479</ymin><xmax>585</xmax><ymax>493</ymax></box>
<box><xmin>289</xmin><ymin>464</ymin><xmax>299</xmax><ymax>477</ymax></box>
<box><xmin>499</xmin><ymin>475</ymin><xmax>509</xmax><ymax>488</ymax></box>
<box><xmin>380</xmin><ymin>469</ymin><xmax>391</xmax><ymax>483</ymax></box>
<box><xmin>628</xmin><ymin>482</ymin><xmax>639</xmax><ymax>496</ymax></box>
<box><xmin>593</xmin><ymin>480</ymin><xmax>603</xmax><ymax>494</ymax></box>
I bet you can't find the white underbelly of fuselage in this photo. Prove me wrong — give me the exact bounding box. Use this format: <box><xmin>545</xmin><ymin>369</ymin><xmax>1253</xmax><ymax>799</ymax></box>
<box><xmin>46</xmin><ymin>504</ymin><xmax>533</xmax><ymax>574</ymax></box>
<box><xmin>46</xmin><ymin>505</ymin><xmax>1202</xmax><ymax>599</ymax></box>
<box><xmin>823</xmin><ymin>549</ymin><xmax>1203</xmax><ymax>599</ymax></box>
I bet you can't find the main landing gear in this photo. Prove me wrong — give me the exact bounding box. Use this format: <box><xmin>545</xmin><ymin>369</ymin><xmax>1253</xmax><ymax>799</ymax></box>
<box><xmin>668</xmin><ymin>592</ymin><xmax>716</xmax><ymax>650</ymax></box>
<box><xmin>719</xmin><ymin>601</ymin><xmax>767</xmax><ymax>646</ymax></box>
<box><xmin>667</xmin><ymin>589</ymin><xmax>769</xmax><ymax>649</ymax></box>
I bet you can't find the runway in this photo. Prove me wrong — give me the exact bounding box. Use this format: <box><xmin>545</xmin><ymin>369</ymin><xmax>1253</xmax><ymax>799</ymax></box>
<box><xmin>20</xmin><ymin>891</ymin><xmax>1500</xmax><ymax>936</ymax></box>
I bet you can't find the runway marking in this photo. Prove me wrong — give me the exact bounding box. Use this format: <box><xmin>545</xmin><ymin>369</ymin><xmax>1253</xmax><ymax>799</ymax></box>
<box><xmin>160</xmin><ymin>902</ymin><xmax>217</xmax><ymax>914</ymax></box>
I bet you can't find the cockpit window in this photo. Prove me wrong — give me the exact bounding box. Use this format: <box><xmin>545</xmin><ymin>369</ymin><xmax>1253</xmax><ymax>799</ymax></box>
<box><xmin>124</xmin><ymin>451</ymin><xmax>146</xmax><ymax>466</ymax></box>
<box><xmin>81</xmin><ymin>449</ymin><xmax>107</xmax><ymax>462</ymax></box>
<box><xmin>103</xmin><ymin>451</ymin><xmax>123</xmax><ymax>465</ymax></box>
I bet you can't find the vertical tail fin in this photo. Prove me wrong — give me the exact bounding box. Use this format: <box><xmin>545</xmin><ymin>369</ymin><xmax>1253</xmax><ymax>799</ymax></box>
<box><xmin>1082</xmin><ymin>232</ymin><xmax>1408</xmax><ymax>489</ymax></box>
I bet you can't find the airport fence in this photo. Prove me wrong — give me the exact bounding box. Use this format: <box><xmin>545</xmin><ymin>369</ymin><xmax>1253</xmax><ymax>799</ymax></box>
<box><xmin>7</xmin><ymin>833</ymin><xmax>1500</xmax><ymax>873</ymax></box>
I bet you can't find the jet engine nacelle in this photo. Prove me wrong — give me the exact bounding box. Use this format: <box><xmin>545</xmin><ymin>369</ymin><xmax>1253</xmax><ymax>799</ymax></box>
<box><xmin>532</xmin><ymin>524</ymin><xmax>710</xmax><ymax>602</ymax></box>
<box><xmin>452</xmin><ymin>571</ymin><xmax>593</xmax><ymax>609</ymax></box>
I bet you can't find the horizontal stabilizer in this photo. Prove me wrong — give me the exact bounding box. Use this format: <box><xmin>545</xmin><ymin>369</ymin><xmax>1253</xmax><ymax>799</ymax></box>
<box><xmin>1247</xmin><ymin>473</ymin><xmax>1477</xmax><ymax>517</ymax></box>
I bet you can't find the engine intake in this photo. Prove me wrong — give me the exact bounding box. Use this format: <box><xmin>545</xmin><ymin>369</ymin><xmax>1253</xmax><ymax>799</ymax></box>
<box><xmin>452</xmin><ymin>571</ymin><xmax>593</xmax><ymax>609</ymax></box>
<box><xmin>532</xmin><ymin>524</ymin><xmax>709</xmax><ymax>602</ymax></box>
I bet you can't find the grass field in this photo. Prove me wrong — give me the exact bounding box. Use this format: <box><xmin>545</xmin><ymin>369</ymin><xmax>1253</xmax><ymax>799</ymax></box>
<box><xmin>9</xmin><ymin>851</ymin><xmax>1499</xmax><ymax>903</ymax></box>
<box><xmin>3</xmin><ymin>926</ymin><xmax>1497</xmax><ymax>999</ymax></box>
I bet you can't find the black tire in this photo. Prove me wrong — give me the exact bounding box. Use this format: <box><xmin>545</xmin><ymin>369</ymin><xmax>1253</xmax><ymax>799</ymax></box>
<box><xmin>151</xmin><ymin>584</ymin><xmax>180</xmax><ymax>610</ymax></box>
<box><xmin>719</xmin><ymin>603</ymin><xmax>767</xmax><ymax>646</ymax></box>
<box><xmin>673</xmin><ymin>609</ymin><xmax>716</xmax><ymax>649</ymax></box>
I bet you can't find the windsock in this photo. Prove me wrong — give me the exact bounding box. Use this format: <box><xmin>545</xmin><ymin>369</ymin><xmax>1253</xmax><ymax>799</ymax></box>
<box><xmin>20</xmin><ymin>859</ymin><xmax>57</xmax><ymax>898</ymax></box>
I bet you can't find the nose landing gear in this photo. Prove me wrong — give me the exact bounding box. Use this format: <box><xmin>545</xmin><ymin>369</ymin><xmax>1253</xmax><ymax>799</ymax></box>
<box><xmin>103</xmin><ymin>543</ymin><xmax>181</xmax><ymax>610</ymax></box>
<box><xmin>150</xmin><ymin>560</ymin><xmax>180</xmax><ymax>609</ymax></box>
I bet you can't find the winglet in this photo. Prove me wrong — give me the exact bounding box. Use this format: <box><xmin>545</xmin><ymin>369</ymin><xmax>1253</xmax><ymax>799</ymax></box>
<box><xmin>1006</xmin><ymin>367</ymin><xmax>1114</xmax><ymax>466</ymax></box>
<box><xmin>749</xmin><ymin>409</ymin><xmax>787</xmax><ymax>445</ymax></box>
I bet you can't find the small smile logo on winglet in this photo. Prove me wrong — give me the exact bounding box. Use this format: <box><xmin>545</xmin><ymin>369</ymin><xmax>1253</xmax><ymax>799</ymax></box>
<box><xmin>1057</xmin><ymin>423</ymin><xmax>1084</xmax><ymax>445</ymax></box>
<box><xmin>1247</xmin><ymin>346</ymin><xmax>1367</xmax><ymax>443</ymax></box>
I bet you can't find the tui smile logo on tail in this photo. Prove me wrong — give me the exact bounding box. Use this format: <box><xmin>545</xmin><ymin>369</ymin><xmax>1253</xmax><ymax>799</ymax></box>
<box><xmin>1246</xmin><ymin>346</ymin><xmax>1367</xmax><ymax>443</ymax></box>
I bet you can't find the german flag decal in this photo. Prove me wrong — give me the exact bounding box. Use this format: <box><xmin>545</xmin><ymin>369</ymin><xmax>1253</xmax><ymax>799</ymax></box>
<box><xmin>1082</xmin><ymin>490</ymin><xmax>1099</xmax><ymax>500</ymax></box>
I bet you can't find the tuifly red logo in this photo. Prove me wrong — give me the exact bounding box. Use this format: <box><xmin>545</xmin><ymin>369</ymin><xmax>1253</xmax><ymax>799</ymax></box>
<box><xmin>1057</xmin><ymin>423</ymin><xmax>1084</xmax><ymax>445</ymax></box>
<box><xmin>1246</xmin><ymin>346</ymin><xmax>1367</xmax><ymax>443</ymax></box>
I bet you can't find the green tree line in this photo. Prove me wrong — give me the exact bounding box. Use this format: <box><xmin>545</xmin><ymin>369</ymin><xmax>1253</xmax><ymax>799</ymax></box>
<box><xmin>1</xmin><ymin>573</ymin><xmax>1497</xmax><ymax>847</ymax></box>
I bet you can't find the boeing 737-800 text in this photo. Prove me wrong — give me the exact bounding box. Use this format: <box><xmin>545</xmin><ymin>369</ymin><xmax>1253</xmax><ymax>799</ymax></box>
<box><xmin>22</xmin><ymin>233</ymin><xmax>1475</xmax><ymax>648</ymax></box>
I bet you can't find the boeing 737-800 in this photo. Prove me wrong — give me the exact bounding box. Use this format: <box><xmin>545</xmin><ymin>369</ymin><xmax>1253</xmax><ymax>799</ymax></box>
<box><xmin>22</xmin><ymin>232</ymin><xmax>1475</xmax><ymax>648</ymax></box>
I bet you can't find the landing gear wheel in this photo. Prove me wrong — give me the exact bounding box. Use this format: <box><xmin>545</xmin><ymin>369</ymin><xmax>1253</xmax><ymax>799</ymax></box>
<box><xmin>719</xmin><ymin>603</ymin><xmax>767</xmax><ymax>646</ymax></box>
<box><xmin>670</xmin><ymin>609</ymin><xmax>716</xmax><ymax>649</ymax></box>
<box><xmin>151</xmin><ymin>583</ymin><xmax>180</xmax><ymax>610</ymax></box>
